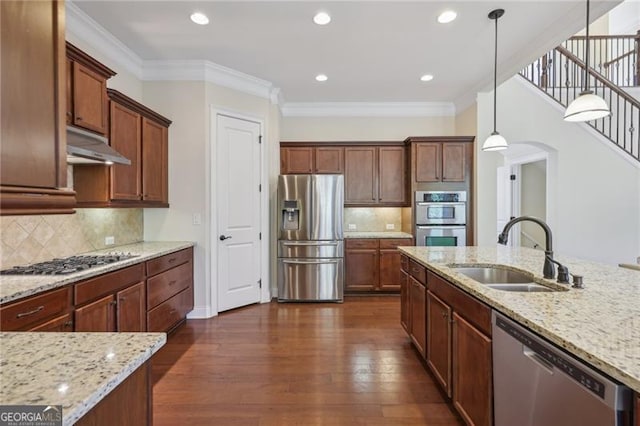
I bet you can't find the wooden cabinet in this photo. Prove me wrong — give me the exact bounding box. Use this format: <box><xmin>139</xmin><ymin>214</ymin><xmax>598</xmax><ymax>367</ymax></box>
<box><xmin>427</xmin><ymin>291</ymin><xmax>452</xmax><ymax>396</ymax></box>
<box><xmin>400</xmin><ymin>266</ymin><xmax>410</xmax><ymax>333</ymax></box>
<box><xmin>0</xmin><ymin>0</ymin><xmax>75</xmax><ymax>215</ymax></box>
<box><xmin>146</xmin><ymin>248</ymin><xmax>194</xmax><ymax>333</ymax></box>
<box><xmin>414</xmin><ymin>142</ymin><xmax>466</xmax><ymax>183</ymax></box>
<box><xmin>636</xmin><ymin>394</ymin><xmax>639</xmax><ymax>426</ymax></box>
<box><xmin>74</xmin><ymin>89</ymin><xmax>171</xmax><ymax>207</ymax></box>
<box><xmin>280</xmin><ymin>146</ymin><xmax>344</xmax><ymax>174</ymax></box>
<box><xmin>66</xmin><ymin>42</ymin><xmax>115</xmax><ymax>135</ymax></box>
<box><xmin>74</xmin><ymin>264</ymin><xmax>146</xmax><ymax>332</ymax></box>
<box><xmin>29</xmin><ymin>313</ymin><xmax>74</xmax><ymax>332</ymax></box>
<box><xmin>427</xmin><ymin>270</ymin><xmax>493</xmax><ymax>426</ymax></box>
<box><xmin>0</xmin><ymin>287</ymin><xmax>72</xmax><ymax>331</ymax></box>
<box><xmin>344</xmin><ymin>146</ymin><xmax>407</xmax><ymax>206</ymax></box>
<box><xmin>409</xmin><ymin>276</ymin><xmax>426</xmax><ymax>357</ymax></box>
<box><xmin>345</xmin><ymin>238</ymin><xmax>413</xmax><ymax>293</ymax></box>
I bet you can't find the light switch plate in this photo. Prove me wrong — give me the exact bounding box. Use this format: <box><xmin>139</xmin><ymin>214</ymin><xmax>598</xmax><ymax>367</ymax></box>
<box><xmin>386</xmin><ymin>224</ymin><xmax>395</xmax><ymax>230</ymax></box>
<box><xmin>193</xmin><ymin>213</ymin><xmax>202</xmax><ymax>225</ymax></box>
<box><xmin>348</xmin><ymin>224</ymin><xmax>357</xmax><ymax>230</ymax></box>
<box><xmin>105</xmin><ymin>236</ymin><xmax>115</xmax><ymax>245</ymax></box>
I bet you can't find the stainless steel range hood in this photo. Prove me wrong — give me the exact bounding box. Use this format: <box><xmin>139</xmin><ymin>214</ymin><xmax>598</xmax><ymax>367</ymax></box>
<box><xmin>66</xmin><ymin>126</ymin><xmax>131</xmax><ymax>165</ymax></box>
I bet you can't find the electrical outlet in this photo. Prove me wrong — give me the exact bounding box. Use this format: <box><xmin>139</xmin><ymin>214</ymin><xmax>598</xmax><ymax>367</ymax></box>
<box><xmin>348</xmin><ymin>224</ymin><xmax>357</xmax><ymax>230</ymax></box>
<box><xmin>193</xmin><ymin>213</ymin><xmax>202</xmax><ymax>225</ymax></box>
<box><xmin>105</xmin><ymin>236</ymin><xmax>115</xmax><ymax>245</ymax></box>
<box><xmin>386</xmin><ymin>224</ymin><xmax>395</xmax><ymax>230</ymax></box>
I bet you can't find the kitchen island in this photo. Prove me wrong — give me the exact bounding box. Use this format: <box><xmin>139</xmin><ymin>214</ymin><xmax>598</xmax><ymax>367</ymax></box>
<box><xmin>0</xmin><ymin>332</ymin><xmax>165</xmax><ymax>425</ymax></box>
<box><xmin>399</xmin><ymin>245</ymin><xmax>640</xmax><ymax>393</ymax></box>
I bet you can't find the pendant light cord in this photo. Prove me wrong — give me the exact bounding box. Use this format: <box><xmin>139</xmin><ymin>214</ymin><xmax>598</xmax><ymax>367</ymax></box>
<box><xmin>493</xmin><ymin>13</ymin><xmax>498</xmax><ymax>133</ymax></box>
<box><xmin>584</xmin><ymin>0</ymin><xmax>590</xmax><ymax>92</ymax></box>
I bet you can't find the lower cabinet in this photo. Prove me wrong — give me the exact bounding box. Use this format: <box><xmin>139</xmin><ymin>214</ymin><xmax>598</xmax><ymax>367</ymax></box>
<box><xmin>75</xmin><ymin>294</ymin><xmax>117</xmax><ymax>332</ymax></box>
<box><xmin>408</xmin><ymin>276</ymin><xmax>426</xmax><ymax>357</ymax></box>
<box><xmin>400</xmin><ymin>267</ymin><xmax>410</xmax><ymax>333</ymax></box>
<box><xmin>0</xmin><ymin>287</ymin><xmax>72</xmax><ymax>331</ymax></box>
<box><xmin>345</xmin><ymin>238</ymin><xmax>413</xmax><ymax>293</ymax></box>
<box><xmin>116</xmin><ymin>282</ymin><xmax>146</xmax><ymax>332</ymax></box>
<box><xmin>427</xmin><ymin>290</ymin><xmax>452</xmax><ymax>396</ymax></box>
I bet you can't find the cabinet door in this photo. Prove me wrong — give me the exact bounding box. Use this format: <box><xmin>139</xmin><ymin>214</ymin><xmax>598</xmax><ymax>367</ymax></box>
<box><xmin>409</xmin><ymin>276</ymin><xmax>426</xmax><ymax>357</ymax></box>
<box><xmin>345</xmin><ymin>147</ymin><xmax>377</xmax><ymax>204</ymax></box>
<box><xmin>453</xmin><ymin>312</ymin><xmax>492</xmax><ymax>426</ymax></box>
<box><xmin>442</xmin><ymin>143</ymin><xmax>466</xmax><ymax>182</ymax></box>
<box><xmin>117</xmin><ymin>282</ymin><xmax>146</xmax><ymax>332</ymax></box>
<box><xmin>110</xmin><ymin>101</ymin><xmax>141</xmax><ymax>201</ymax></box>
<box><xmin>281</xmin><ymin>147</ymin><xmax>313</xmax><ymax>174</ymax></box>
<box><xmin>1</xmin><ymin>0</ymin><xmax>66</xmax><ymax>190</ymax></box>
<box><xmin>345</xmin><ymin>249</ymin><xmax>379</xmax><ymax>292</ymax></box>
<box><xmin>378</xmin><ymin>146</ymin><xmax>406</xmax><ymax>204</ymax></box>
<box><xmin>142</xmin><ymin>117</ymin><xmax>168</xmax><ymax>203</ymax></box>
<box><xmin>427</xmin><ymin>291</ymin><xmax>452</xmax><ymax>396</ymax></box>
<box><xmin>400</xmin><ymin>270</ymin><xmax>410</xmax><ymax>333</ymax></box>
<box><xmin>75</xmin><ymin>294</ymin><xmax>116</xmax><ymax>332</ymax></box>
<box><xmin>379</xmin><ymin>249</ymin><xmax>402</xmax><ymax>291</ymax></box>
<box><xmin>28</xmin><ymin>313</ymin><xmax>73</xmax><ymax>332</ymax></box>
<box><xmin>314</xmin><ymin>147</ymin><xmax>344</xmax><ymax>173</ymax></box>
<box><xmin>73</xmin><ymin>61</ymin><xmax>107</xmax><ymax>135</ymax></box>
<box><xmin>415</xmin><ymin>143</ymin><xmax>442</xmax><ymax>182</ymax></box>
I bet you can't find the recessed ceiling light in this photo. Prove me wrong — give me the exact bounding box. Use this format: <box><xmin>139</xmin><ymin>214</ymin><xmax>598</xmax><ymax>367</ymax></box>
<box><xmin>190</xmin><ymin>12</ymin><xmax>209</xmax><ymax>25</ymax></box>
<box><xmin>313</xmin><ymin>12</ymin><xmax>331</xmax><ymax>25</ymax></box>
<box><xmin>437</xmin><ymin>10</ymin><xmax>457</xmax><ymax>24</ymax></box>
<box><xmin>420</xmin><ymin>74</ymin><xmax>434</xmax><ymax>82</ymax></box>
<box><xmin>315</xmin><ymin>74</ymin><xmax>328</xmax><ymax>82</ymax></box>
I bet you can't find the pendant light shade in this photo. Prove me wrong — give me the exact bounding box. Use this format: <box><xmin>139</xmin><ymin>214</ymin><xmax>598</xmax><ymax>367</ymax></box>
<box><xmin>563</xmin><ymin>0</ymin><xmax>610</xmax><ymax>122</ymax></box>
<box><xmin>482</xmin><ymin>9</ymin><xmax>507</xmax><ymax>152</ymax></box>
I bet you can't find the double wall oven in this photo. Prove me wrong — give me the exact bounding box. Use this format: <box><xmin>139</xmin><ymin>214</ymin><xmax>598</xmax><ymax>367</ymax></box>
<box><xmin>415</xmin><ymin>191</ymin><xmax>467</xmax><ymax>247</ymax></box>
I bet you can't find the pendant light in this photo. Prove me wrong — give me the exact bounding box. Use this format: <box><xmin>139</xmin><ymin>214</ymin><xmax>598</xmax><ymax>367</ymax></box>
<box><xmin>564</xmin><ymin>0</ymin><xmax>610</xmax><ymax>122</ymax></box>
<box><xmin>482</xmin><ymin>9</ymin><xmax>508</xmax><ymax>152</ymax></box>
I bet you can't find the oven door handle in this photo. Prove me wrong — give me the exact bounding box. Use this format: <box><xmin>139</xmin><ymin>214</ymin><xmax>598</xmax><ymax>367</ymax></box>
<box><xmin>416</xmin><ymin>202</ymin><xmax>465</xmax><ymax>206</ymax></box>
<box><xmin>416</xmin><ymin>225</ymin><xmax>466</xmax><ymax>230</ymax></box>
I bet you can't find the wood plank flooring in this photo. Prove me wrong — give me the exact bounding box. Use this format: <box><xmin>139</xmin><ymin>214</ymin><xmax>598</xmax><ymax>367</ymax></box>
<box><xmin>152</xmin><ymin>296</ymin><xmax>463</xmax><ymax>425</ymax></box>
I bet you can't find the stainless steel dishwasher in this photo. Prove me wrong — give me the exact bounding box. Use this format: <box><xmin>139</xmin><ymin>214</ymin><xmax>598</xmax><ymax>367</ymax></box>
<box><xmin>492</xmin><ymin>311</ymin><xmax>633</xmax><ymax>426</ymax></box>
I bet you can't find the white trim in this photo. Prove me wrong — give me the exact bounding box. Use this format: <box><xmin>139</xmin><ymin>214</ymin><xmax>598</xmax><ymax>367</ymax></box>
<box><xmin>187</xmin><ymin>306</ymin><xmax>213</xmax><ymax>319</ymax></box>
<box><xmin>209</xmin><ymin>107</ymin><xmax>271</xmax><ymax>316</ymax></box>
<box><xmin>66</xmin><ymin>1</ymin><xmax>143</xmax><ymax>79</ymax></box>
<box><xmin>281</xmin><ymin>102</ymin><xmax>455</xmax><ymax>118</ymax></box>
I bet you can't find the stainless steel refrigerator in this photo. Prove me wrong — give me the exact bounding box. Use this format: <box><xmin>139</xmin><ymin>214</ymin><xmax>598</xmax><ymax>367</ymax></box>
<box><xmin>277</xmin><ymin>174</ymin><xmax>344</xmax><ymax>302</ymax></box>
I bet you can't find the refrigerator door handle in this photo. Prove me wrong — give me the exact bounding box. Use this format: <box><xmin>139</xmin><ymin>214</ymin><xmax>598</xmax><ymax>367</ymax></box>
<box><xmin>281</xmin><ymin>241</ymin><xmax>339</xmax><ymax>246</ymax></box>
<box><xmin>281</xmin><ymin>259</ymin><xmax>339</xmax><ymax>265</ymax></box>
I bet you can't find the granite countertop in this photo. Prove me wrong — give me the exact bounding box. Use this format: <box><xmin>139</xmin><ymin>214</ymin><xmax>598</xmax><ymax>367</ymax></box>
<box><xmin>345</xmin><ymin>231</ymin><xmax>413</xmax><ymax>239</ymax></box>
<box><xmin>399</xmin><ymin>245</ymin><xmax>640</xmax><ymax>393</ymax></box>
<box><xmin>0</xmin><ymin>241</ymin><xmax>195</xmax><ymax>305</ymax></box>
<box><xmin>0</xmin><ymin>332</ymin><xmax>166</xmax><ymax>425</ymax></box>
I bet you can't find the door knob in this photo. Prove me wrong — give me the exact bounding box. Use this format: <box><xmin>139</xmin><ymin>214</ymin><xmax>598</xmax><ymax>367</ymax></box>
<box><xmin>219</xmin><ymin>235</ymin><xmax>232</xmax><ymax>241</ymax></box>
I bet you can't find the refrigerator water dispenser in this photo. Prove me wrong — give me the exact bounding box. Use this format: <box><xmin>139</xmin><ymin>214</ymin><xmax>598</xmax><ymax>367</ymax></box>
<box><xmin>282</xmin><ymin>200</ymin><xmax>300</xmax><ymax>230</ymax></box>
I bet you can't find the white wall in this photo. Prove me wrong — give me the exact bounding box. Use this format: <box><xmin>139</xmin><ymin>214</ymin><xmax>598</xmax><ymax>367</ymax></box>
<box><xmin>477</xmin><ymin>76</ymin><xmax>640</xmax><ymax>265</ymax></box>
<box><xmin>281</xmin><ymin>116</ymin><xmax>455</xmax><ymax>141</ymax></box>
<box><xmin>520</xmin><ymin>160</ymin><xmax>547</xmax><ymax>248</ymax></box>
<box><xmin>608</xmin><ymin>0</ymin><xmax>640</xmax><ymax>34</ymax></box>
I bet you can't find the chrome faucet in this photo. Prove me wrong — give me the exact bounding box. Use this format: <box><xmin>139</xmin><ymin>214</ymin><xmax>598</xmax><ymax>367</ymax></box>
<box><xmin>497</xmin><ymin>216</ymin><xmax>555</xmax><ymax>279</ymax></box>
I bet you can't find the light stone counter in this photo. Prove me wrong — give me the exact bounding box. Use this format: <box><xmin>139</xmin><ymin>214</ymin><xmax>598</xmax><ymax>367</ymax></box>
<box><xmin>345</xmin><ymin>231</ymin><xmax>413</xmax><ymax>239</ymax></box>
<box><xmin>398</xmin><ymin>245</ymin><xmax>640</xmax><ymax>393</ymax></box>
<box><xmin>0</xmin><ymin>241</ymin><xmax>195</xmax><ymax>305</ymax></box>
<box><xmin>0</xmin><ymin>332</ymin><xmax>166</xmax><ymax>425</ymax></box>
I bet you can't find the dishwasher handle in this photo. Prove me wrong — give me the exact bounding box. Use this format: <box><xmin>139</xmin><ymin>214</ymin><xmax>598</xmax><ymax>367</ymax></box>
<box><xmin>523</xmin><ymin>347</ymin><xmax>554</xmax><ymax>375</ymax></box>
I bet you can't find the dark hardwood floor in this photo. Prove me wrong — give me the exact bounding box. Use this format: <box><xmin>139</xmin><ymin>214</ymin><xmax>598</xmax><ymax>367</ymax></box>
<box><xmin>152</xmin><ymin>296</ymin><xmax>463</xmax><ymax>425</ymax></box>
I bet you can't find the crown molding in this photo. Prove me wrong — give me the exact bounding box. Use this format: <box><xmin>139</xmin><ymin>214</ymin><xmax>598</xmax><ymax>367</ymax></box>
<box><xmin>66</xmin><ymin>1</ymin><xmax>143</xmax><ymax>79</ymax></box>
<box><xmin>281</xmin><ymin>102</ymin><xmax>456</xmax><ymax>118</ymax></box>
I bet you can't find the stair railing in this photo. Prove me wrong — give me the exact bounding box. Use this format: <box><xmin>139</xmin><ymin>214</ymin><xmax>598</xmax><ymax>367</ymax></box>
<box><xmin>563</xmin><ymin>31</ymin><xmax>640</xmax><ymax>87</ymax></box>
<box><xmin>520</xmin><ymin>45</ymin><xmax>639</xmax><ymax>163</ymax></box>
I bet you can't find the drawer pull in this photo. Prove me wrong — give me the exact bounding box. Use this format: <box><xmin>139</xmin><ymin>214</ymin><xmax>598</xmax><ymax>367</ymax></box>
<box><xmin>64</xmin><ymin>320</ymin><xmax>73</xmax><ymax>328</ymax></box>
<box><xmin>168</xmin><ymin>280</ymin><xmax>177</xmax><ymax>286</ymax></box>
<box><xmin>16</xmin><ymin>306</ymin><xmax>44</xmax><ymax>318</ymax></box>
<box><xmin>168</xmin><ymin>258</ymin><xmax>177</xmax><ymax>263</ymax></box>
<box><xmin>169</xmin><ymin>309</ymin><xmax>178</xmax><ymax>315</ymax></box>
<box><xmin>110</xmin><ymin>300</ymin><xmax>117</xmax><ymax>306</ymax></box>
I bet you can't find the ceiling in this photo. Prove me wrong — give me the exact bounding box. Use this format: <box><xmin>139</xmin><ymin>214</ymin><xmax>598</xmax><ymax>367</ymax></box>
<box><xmin>71</xmin><ymin>1</ymin><xmax>621</xmax><ymax>109</ymax></box>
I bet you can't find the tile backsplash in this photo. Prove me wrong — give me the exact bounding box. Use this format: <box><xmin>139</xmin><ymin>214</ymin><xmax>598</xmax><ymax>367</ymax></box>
<box><xmin>0</xmin><ymin>209</ymin><xmax>143</xmax><ymax>268</ymax></box>
<box><xmin>344</xmin><ymin>208</ymin><xmax>403</xmax><ymax>232</ymax></box>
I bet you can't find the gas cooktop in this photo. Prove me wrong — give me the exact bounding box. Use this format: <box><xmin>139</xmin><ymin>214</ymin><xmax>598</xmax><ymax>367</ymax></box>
<box><xmin>0</xmin><ymin>253</ymin><xmax>139</xmax><ymax>276</ymax></box>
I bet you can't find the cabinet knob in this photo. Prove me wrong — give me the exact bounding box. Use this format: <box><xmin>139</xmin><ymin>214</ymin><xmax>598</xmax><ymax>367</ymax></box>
<box><xmin>109</xmin><ymin>300</ymin><xmax>117</xmax><ymax>306</ymax></box>
<box><xmin>64</xmin><ymin>320</ymin><xmax>73</xmax><ymax>328</ymax></box>
<box><xmin>77</xmin><ymin>116</ymin><xmax>83</xmax><ymax>121</ymax></box>
<box><xmin>441</xmin><ymin>311</ymin><xmax>447</xmax><ymax>318</ymax></box>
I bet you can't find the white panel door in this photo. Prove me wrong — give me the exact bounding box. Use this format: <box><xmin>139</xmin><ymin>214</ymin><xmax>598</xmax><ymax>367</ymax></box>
<box><xmin>217</xmin><ymin>114</ymin><xmax>261</xmax><ymax>312</ymax></box>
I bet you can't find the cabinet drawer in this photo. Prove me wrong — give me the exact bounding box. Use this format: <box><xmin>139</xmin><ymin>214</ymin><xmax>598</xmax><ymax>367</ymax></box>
<box><xmin>428</xmin><ymin>271</ymin><xmax>491</xmax><ymax>336</ymax></box>
<box><xmin>1</xmin><ymin>287</ymin><xmax>71</xmax><ymax>331</ymax></box>
<box><xmin>409</xmin><ymin>259</ymin><xmax>426</xmax><ymax>284</ymax></box>
<box><xmin>28</xmin><ymin>313</ymin><xmax>74</xmax><ymax>332</ymax></box>
<box><xmin>379</xmin><ymin>238</ymin><xmax>413</xmax><ymax>249</ymax></box>
<box><xmin>345</xmin><ymin>239</ymin><xmax>379</xmax><ymax>249</ymax></box>
<box><xmin>147</xmin><ymin>261</ymin><xmax>192</xmax><ymax>309</ymax></box>
<box><xmin>147</xmin><ymin>287</ymin><xmax>192</xmax><ymax>332</ymax></box>
<box><xmin>75</xmin><ymin>263</ymin><xmax>144</xmax><ymax>305</ymax></box>
<box><xmin>146</xmin><ymin>248</ymin><xmax>192</xmax><ymax>277</ymax></box>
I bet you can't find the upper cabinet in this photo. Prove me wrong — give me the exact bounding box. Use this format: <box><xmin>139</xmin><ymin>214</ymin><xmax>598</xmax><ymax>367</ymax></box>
<box><xmin>414</xmin><ymin>141</ymin><xmax>466</xmax><ymax>183</ymax></box>
<box><xmin>74</xmin><ymin>90</ymin><xmax>171</xmax><ymax>207</ymax></box>
<box><xmin>280</xmin><ymin>146</ymin><xmax>344</xmax><ymax>174</ymax></box>
<box><xmin>66</xmin><ymin>43</ymin><xmax>116</xmax><ymax>136</ymax></box>
<box><xmin>0</xmin><ymin>0</ymin><xmax>76</xmax><ymax>215</ymax></box>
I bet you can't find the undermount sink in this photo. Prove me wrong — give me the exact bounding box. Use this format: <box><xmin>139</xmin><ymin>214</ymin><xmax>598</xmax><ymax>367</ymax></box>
<box><xmin>453</xmin><ymin>266</ymin><xmax>560</xmax><ymax>293</ymax></box>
